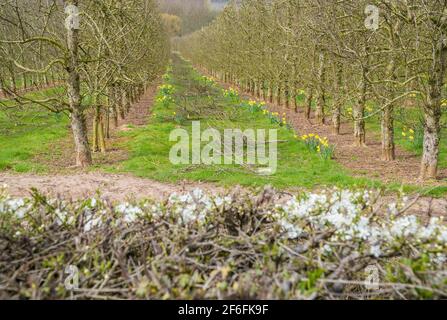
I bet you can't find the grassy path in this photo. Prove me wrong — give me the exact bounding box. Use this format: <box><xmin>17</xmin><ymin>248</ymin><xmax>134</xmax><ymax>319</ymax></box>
<box><xmin>108</xmin><ymin>55</ymin><xmax>383</xmax><ymax>191</ymax></box>
<box><xmin>2</xmin><ymin>55</ymin><xmax>446</xmax><ymax>199</ymax></box>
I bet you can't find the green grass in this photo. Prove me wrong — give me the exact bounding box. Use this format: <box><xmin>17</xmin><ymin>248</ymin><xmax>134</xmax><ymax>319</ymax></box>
<box><xmin>107</xmin><ymin>55</ymin><xmax>387</xmax><ymax>191</ymax></box>
<box><xmin>0</xmin><ymin>87</ymin><xmax>69</xmax><ymax>173</ymax></box>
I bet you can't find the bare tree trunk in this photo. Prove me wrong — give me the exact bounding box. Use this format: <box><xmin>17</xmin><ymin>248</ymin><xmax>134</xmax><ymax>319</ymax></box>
<box><xmin>381</xmin><ymin>105</ymin><xmax>395</xmax><ymax>161</ymax></box>
<box><xmin>332</xmin><ymin>106</ymin><xmax>340</xmax><ymax>135</ymax></box>
<box><xmin>92</xmin><ymin>102</ymin><xmax>99</xmax><ymax>152</ymax></box>
<box><xmin>332</xmin><ymin>62</ymin><xmax>342</xmax><ymax>135</ymax></box>
<box><xmin>98</xmin><ymin>110</ymin><xmax>106</xmax><ymax>153</ymax></box>
<box><xmin>353</xmin><ymin>106</ymin><xmax>366</xmax><ymax>146</ymax></box>
<box><xmin>105</xmin><ymin>106</ymin><xmax>110</xmax><ymax>139</ymax></box>
<box><xmin>420</xmin><ymin>108</ymin><xmax>441</xmax><ymax>179</ymax></box>
<box><xmin>8</xmin><ymin>64</ymin><xmax>17</xmax><ymax>93</ymax></box>
<box><xmin>119</xmin><ymin>86</ymin><xmax>126</xmax><ymax>119</ymax></box>
<box><xmin>315</xmin><ymin>53</ymin><xmax>325</xmax><ymax>125</ymax></box>
<box><xmin>111</xmin><ymin>85</ymin><xmax>119</xmax><ymax>126</ymax></box>
<box><xmin>380</xmin><ymin>23</ymin><xmax>399</xmax><ymax>161</ymax></box>
<box><xmin>262</xmin><ymin>81</ymin><xmax>267</xmax><ymax>100</ymax></box>
<box><xmin>420</xmin><ymin>34</ymin><xmax>447</xmax><ymax>179</ymax></box>
<box><xmin>354</xmin><ymin>68</ymin><xmax>367</xmax><ymax>146</ymax></box>
<box><xmin>22</xmin><ymin>74</ymin><xmax>27</xmax><ymax>90</ymax></box>
<box><xmin>125</xmin><ymin>88</ymin><xmax>131</xmax><ymax>112</ymax></box>
<box><xmin>381</xmin><ymin>61</ymin><xmax>396</xmax><ymax>160</ymax></box>
<box><xmin>293</xmin><ymin>87</ymin><xmax>299</xmax><ymax>112</ymax></box>
<box><xmin>276</xmin><ymin>84</ymin><xmax>282</xmax><ymax>105</ymax></box>
<box><xmin>67</xmin><ymin>0</ymin><xmax>92</xmax><ymax>167</ymax></box>
<box><xmin>315</xmin><ymin>89</ymin><xmax>325</xmax><ymax>125</ymax></box>
<box><xmin>305</xmin><ymin>87</ymin><xmax>313</xmax><ymax>120</ymax></box>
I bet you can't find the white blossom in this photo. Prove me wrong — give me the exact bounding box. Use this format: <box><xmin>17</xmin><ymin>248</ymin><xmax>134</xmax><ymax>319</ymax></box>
<box><xmin>115</xmin><ymin>203</ymin><xmax>143</xmax><ymax>223</ymax></box>
<box><xmin>370</xmin><ymin>245</ymin><xmax>382</xmax><ymax>258</ymax></box>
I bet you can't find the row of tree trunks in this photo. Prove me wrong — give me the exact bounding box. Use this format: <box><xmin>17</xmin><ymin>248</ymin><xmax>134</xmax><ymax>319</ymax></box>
<box><xmin>90</xmin><ymin>84</ymin><xmax>145</xmax><ymax>154</ymax></box>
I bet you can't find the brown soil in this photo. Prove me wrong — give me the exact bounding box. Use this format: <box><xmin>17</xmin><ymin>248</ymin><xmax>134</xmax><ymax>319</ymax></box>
<box><xmin>1</xmin><ymin>171</ymin><xmax>446</xmax><ymax>216</ymax></box>
<box><xmin>0</xmin><ymin>172</ymin><xmax>224</xmax><ymax>201</ymax></box>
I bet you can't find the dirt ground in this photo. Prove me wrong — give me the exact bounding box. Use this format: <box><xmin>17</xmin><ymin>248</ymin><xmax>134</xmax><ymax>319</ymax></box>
<box><xmin>0</xmin><ymin>172</ymin><xmax>224</xmax><ymax>201</ymax></box>
<box><xmin>1</xmin><ymin>171</ymin><xmax>446</xmax><ymax>217</ymax></box>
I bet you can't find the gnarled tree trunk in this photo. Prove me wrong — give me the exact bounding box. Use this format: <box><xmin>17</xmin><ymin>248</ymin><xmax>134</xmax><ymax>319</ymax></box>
<box><xmin>305</xmin><ymin>87</ymin><xmax>313</xmax><ymax>120</ymax></box>
<box><xmin>67</xmin><ymin>0</ymin><xmax>92</xmax><ymax>167</ymax></box>
<box><xmin>315</xmin><ymin>53</ymin><xmax>325</xmax><ymax>125</ymax></box>
<box><xmin>354</xmin><ymin>67</ymin><xmax>367</xmax><ymax>146</ymax></box>
<box><xmin>331</xmin><ymin>62</ymin><xmax>342</xmax><ymax>135</ymax></box>
<box><xmin>420</xmin><ymin>33</ymin><xmax>447</xmax><ymax>180</ymax></box>
<box><xmin>381</xmin><ymin>105</ymin><xmax>395</xmax><ymax>161</ymax></box>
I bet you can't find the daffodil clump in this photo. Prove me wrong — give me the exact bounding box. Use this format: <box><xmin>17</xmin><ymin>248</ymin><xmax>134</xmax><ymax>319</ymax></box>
<box><xmin>199</xmin><ymin>75</ymin><xmax>216</xmax><ymax>87</ymax></box>
<box><xmin>301</xmin><ymin>134</ymin><xmax>335</xmax><ymax>160</ymax></box>
<box><xmin>156</xmin><ymin>84</ymin><xmax>175</xmax><ymax>107</ymax></box>
<box><xmin>344</xmin><ymin>106</ymin><xmax>375</xmax><ymax>119</ymax></box>
<box><xmin>156</xmin><ymin>94</ymin><xmax>175</xmax><ymax>108</ymax></box>
<box><xmin>345</xmin><ymin>106</ymin><xmax>353</xmax><ymax>118</ymax></box>
<box><xmin>222</xmin><ymin>87</ymin><xmax>239</xmax><ymax>102</ymax></box>
<box><xmin>263</xmin><ymin>110</ymin><xmax>290</xmax><ymax>128</ymax></box>
<box><xmin>162</xmin><ymin>64</ymin><xmax>173</xmax><ymax>82</ymax></box>
<box><xmin>401</xmin><ymin>125</ymin><xmax>425</xmax><ymax>149</ymax></box>
<box><xmin>158</xmin><ymin>84</ymin><xmax>174</xmax><ymax>96</ymax></box>
<box><xmin>171</xmin><ymin>111</ymin><xmax>185</xmax><ymax>124</ymax></box>
<box><xmin>162</xmin><ymin>73</ymin><xmax>171</xmax><ymax>82</ymax></box>
<box><xmin>242</xmin><ymin>100</ymin><xmax>265</xmax><ymax>113</ymax></box>
<box><xmin>401</xmin><ymin>126</ymin><xmax>415</xmax><ymax>142</ymax></box>
<box><xmin>297</xmin><ymin>89</ymin><xmax>306</xmax><ymax>97</ymax></box>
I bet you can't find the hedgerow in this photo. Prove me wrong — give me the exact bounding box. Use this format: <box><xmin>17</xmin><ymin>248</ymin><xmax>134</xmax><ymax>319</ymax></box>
<box><xmin>0</xmin><ymin>186</ymin><xmax>446</xmax><ymax>299</ymax></box>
